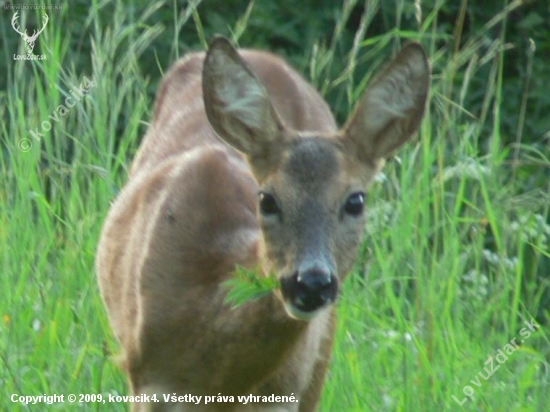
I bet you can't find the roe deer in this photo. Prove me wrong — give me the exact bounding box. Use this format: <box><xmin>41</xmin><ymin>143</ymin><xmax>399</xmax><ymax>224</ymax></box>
<box><xmin>96</xmin><ymin>36</ymin><xmax>429</xmax><ymax>411</ymax></box>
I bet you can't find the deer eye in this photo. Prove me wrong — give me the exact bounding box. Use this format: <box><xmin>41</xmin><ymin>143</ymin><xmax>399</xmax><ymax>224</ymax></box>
<box><xmin>343</xmin><ymin>192</ymin><xmax>365</xmax><ymax>216</ymax></box>
<box><xmin>259</xmin><ymin>192</ymin><xmax>280</xmax><ymax>216</ymax></box>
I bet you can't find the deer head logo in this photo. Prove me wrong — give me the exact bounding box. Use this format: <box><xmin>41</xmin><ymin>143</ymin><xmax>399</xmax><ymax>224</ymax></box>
<box><xmin>11</xmin><ymin>11</ymin><xmax>49</xmax><ymax>55</ymax></box>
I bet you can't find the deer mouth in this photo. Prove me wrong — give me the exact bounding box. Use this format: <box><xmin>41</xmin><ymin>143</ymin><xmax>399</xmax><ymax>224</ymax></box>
<box><xmin>280</xmin><ymin>270</ymin><xmax>338</xmax><ymax>321</ymax></box>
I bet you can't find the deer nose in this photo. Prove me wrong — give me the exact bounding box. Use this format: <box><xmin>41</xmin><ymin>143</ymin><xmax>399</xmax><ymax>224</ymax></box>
<box><xmin>282</xmin><ymin>268</ymin><xmax>338</xmax><ymax>314</ymax></box>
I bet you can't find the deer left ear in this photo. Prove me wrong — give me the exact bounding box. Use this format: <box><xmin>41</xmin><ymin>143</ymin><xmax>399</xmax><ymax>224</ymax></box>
<box><xmin>202</xmin><ymin>36</ymin><xmax>284</xmax><ymax>157</ymax></box>
<box><xmin>342</xmin><ymin>43</ymin><xmax>430</xmax><ymax>163</ymax></box>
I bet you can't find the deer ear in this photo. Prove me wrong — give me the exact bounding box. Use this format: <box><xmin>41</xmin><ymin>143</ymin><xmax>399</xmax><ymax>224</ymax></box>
<box><xmin>343</xmin><ymin>43</ymin><xmax>430</xmax><ymax>163</ymax></box>
<box><xmin>203</xmin><ymin>36</ymin><xmax>284</xmax><ymax>157</ymax></box>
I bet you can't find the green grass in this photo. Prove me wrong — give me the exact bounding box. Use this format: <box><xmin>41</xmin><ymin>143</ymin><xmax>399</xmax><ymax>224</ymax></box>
<box><xmin>1</xmin><ymin>0</ymin><xmax>549</xmax><ymax>411</ymax></box>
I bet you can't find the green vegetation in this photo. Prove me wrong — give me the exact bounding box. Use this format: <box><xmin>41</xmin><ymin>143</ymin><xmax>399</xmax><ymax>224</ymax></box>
<box><xmin>224</xmin><ymin>266</ymin><xmax>279</xmax><ymax>308</ymax></box>
<box><xmin>1</xmin><ymin>0</ymin><xmax>548</xmax><ymax>410</ymax></box>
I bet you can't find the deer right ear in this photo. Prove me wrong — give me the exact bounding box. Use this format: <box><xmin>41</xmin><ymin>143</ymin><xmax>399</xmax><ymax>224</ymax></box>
<box><xmin>203</xmin><ymin>36</ymin><xmax>284</xmax><ymax>158</ymax></box>
<box><xmin>342</xmin><ymin>43</ymin><xmax>430</xmax><ymax>164</ymax></box>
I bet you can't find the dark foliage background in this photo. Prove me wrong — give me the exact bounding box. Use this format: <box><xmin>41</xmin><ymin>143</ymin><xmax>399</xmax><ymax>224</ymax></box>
<box><xmin>2</xmin><ymin>0</ymin><xmax>548</xmax><ymax>143</ymax></box>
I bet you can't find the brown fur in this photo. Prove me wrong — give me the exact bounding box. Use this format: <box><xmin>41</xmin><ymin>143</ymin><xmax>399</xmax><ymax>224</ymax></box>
<box><xmin>97</xmin><ymin>37</ymin><xmax>429</xmax><ymax>411</ymax></box>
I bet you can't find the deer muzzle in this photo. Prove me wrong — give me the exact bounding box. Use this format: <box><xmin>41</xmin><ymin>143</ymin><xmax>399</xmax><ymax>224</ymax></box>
<box><xmin>281</xmin><ymin>266</ymin><xmax>338</xmax><ymax>321</ymax></box>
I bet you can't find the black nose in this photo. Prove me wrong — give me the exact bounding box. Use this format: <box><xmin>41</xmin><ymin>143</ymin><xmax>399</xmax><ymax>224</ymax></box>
<box><xmin>281</xmin><ymin>269</ymin><xmax>338</xmax><ymax>313</ymax></box>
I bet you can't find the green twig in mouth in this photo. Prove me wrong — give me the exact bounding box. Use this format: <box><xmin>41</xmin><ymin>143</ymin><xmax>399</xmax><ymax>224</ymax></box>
<box><xmin>223</xmin><ymin>266</ymin><xmax>279</xmax><ymax>308</ymax></box>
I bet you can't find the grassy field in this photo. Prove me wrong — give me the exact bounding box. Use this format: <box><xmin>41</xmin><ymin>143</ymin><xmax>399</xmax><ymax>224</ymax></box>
<box><xmin>1</xmin><ymin>1</ymin><xmax>549</xmax><ymax>411</ymax></box>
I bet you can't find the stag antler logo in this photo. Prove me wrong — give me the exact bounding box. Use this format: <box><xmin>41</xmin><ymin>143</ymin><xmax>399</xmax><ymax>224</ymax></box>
<box><xmin>12</xmin><ymin>11</ymin><xmax>49</xmax><ymax>55</ymax></box>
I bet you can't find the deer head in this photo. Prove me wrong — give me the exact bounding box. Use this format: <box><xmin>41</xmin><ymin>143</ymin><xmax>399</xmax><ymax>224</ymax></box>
<box><xmin>12</xmin><ymin>11</ymin><xmax>49</xmax><ymax>55</ymax></box>
<box><xmin>203</xmin><ymin>37</ymin><xmax>430</xmax><ymax>320</ymax></box>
